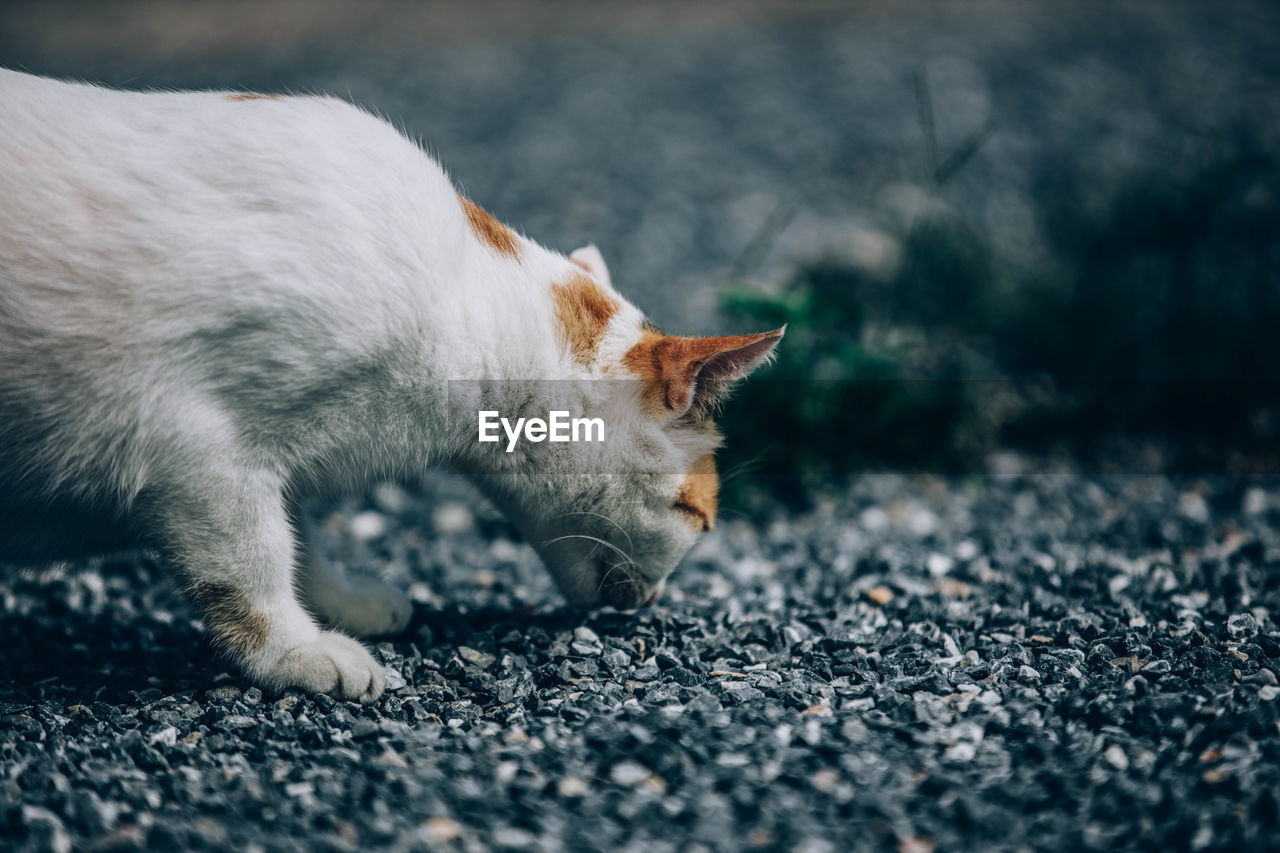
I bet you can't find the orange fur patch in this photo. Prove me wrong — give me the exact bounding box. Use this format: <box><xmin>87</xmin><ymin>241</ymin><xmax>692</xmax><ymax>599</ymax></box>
<box><xmin>224</xmin><ymin>93</ymin><xmax>281</xmax><ymax>101</ymax></box>
<box><xmin>460</xmin><ymin>197</ymin><xmax>521</xmax><ymax>259</ymax></box>
<box><xmin>188</xmin><ymin>582</ymin><xmax>270</xmax><ymax>658</ymax></box>
<box><xmin>674</xmin><ymin>453</ymin><xmax>719</xmax><ymax>531</ymax></box>
<box><xmin>552</xmin><ymin>272</ymin><xmax>620</xmax><ymax>364</ymax></box>
<box><xmin>621</xmin><ymin>328</ymin><xmax>664</xmax><ymax>382</ymax></box>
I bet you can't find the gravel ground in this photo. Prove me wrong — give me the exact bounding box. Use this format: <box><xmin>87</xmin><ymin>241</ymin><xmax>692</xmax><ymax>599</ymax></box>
<box><xmin>4</xmin><ymin>472</ymin><xmax>1280</xmax><ymax>851</ymax></box>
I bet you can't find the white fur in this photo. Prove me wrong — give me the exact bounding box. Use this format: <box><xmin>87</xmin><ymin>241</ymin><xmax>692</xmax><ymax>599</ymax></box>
<box><xmin>0</xmin><ymin>69</ymin><xmax>754</xmax><ymax>702</ymax></box>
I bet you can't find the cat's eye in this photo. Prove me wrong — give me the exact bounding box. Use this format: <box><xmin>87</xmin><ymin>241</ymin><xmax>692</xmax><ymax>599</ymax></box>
<box><xmin>672</xmin><ymin>500</ymin><xmax>711</xmax><ymax>532</ymax></box>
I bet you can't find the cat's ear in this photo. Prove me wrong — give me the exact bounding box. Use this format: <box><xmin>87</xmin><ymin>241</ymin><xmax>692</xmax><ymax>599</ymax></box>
<box><xmin>569</xmin><ymin>244</ymin><xmax>611</xmax><ymax>286</ymax></box>
<box><xmin>625</xmin><ymin>327</ymin><xmax>784</xmax><ymax>417</ymax></box>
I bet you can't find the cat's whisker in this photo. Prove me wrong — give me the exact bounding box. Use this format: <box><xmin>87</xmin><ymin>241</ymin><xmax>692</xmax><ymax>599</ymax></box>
<box><xmin>542</xmin><ymin>533</ymin><xmax>634</xmax><ymax>567</ymax></box>
<box><xmin>555</xmin><ymin>510</ymin><xmax>635</xmax><ymax>554</ymax></box>
<box><xmin>596</xmin><ymin>561</ymin><xmax>627</xmax><ymax>591</ymax></box>
<box><xmin>719</xmin><ymin>451</ymin><xmax>768</xmax><ymax>487</ymax></box>
<box><xmin>595</xmin><ymin>559</ymin><xmax>641</xmax><ymax>597</ymax></box>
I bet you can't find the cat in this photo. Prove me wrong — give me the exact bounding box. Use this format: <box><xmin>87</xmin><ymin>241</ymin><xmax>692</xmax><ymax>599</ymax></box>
<box><xmin>0</xmin><ymin>68</ymin><xmax>781</xmax><ymax>703</ymax></box>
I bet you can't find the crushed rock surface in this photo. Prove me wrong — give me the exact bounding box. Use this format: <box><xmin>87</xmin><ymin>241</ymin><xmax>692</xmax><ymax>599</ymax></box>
<box><xmin>4</xmin><ymin>473</ymin><xmax>1280</xmax><ymax>851</ymax></box>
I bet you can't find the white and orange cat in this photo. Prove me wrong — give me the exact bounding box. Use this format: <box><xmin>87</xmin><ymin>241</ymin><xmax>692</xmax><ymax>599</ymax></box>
<box><xmin>0</xmin><ymin>69</ymin><xmax>781</xmax><ymax>702</ymax></box>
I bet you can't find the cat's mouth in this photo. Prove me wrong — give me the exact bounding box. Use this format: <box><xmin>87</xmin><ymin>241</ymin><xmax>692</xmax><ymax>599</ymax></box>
<box><xmin>594</xmin><ymin>558</ymin><xmax>663</xmax><ymax>610</ymax></box>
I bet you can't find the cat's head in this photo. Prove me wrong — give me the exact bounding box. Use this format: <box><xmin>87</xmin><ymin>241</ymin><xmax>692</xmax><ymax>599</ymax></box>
<box><xmin>472</xmin><ymin>245</ymin><xmax>781</xmax><ymax>609</ymax></box>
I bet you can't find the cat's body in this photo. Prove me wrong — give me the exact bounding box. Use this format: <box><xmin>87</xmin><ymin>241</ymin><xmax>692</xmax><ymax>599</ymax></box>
<box><xmin>0</xmin><ymin>69</ymin><xmax>780</xmax><ymax>702</ymax></box>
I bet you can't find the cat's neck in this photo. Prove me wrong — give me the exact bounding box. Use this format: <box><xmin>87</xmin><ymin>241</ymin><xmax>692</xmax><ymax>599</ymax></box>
<box><xmin>422</xmin><ymin>227</ymin><xmax>643</xmax><ymax>476</ymax></box>
<box><xmin>401</xmin><ymin>233</ymin><xmax>573</xmax><ymax>468</ymax></box>
<box><xmin>444</xmin><ymin>241</ymin><xmax>580</xmax><ymax>382</ymax></box>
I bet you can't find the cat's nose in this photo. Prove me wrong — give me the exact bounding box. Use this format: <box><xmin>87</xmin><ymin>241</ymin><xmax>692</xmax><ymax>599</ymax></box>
<box><xmin>599</xmin><ymin>579</ymin><xmax>644</xmax><ymax>610</ymax></box>
<box><xmin>641</xmin><ymin>578</ymin><xmax>667</xmax><ymax>607</ymax></box>
<box><xmin>598</xmin><ymin>573</ymin><xmax>663</xmax><ymax>610</ymax></box>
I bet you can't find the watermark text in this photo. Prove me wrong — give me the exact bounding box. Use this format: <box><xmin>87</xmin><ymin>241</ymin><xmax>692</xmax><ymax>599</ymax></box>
<box><xmin>478</xmin><ymin>410</ymin><xmax>606</xmax><ymax>452</ymax></box>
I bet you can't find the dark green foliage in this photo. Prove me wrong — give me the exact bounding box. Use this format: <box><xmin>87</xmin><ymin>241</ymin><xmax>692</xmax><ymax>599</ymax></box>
<box><xmin>721</xmin><ymin>135</ymin><xmax>1280</xmax><ymax>508</ymax></box>
<box><xmin>1005</xmin><ymin>138</ymin><xmax>1280</xmax><ymax>447</ymax></box>
<box><xmin>719</xmin><ymin>260</ymin><xmax>991</xmax><ymax>509</ymax></box>
<box><xmin>996</xmin><ymin>135</ymin><xmax>1280</xmax><ymax>457</ymax></box>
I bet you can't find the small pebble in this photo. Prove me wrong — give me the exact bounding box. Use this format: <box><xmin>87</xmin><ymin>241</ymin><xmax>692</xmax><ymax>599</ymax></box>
<box><xmin>610</xmin><ymin>761</ymin><xmax>652</xmax><ymax>787</ymax></box>
<box><xmin>557</xmin><ymin>776</ymin><xmax>590</xmax><ymax>798</ymax></box>
<box><xmin>1228</xmin><ymin>613</ymin><xmax>1259</xmax><ymax>639</ymax></box>
<box><xmin>383</xmin><ymin>666</ymin><xmax>407</xmax><ymax>691</ymax></box>
<box><xmin>418</xmin><ymin>817</ymin><xmax>462</xmax><ymax>844</ymax></box>
<box><xmin>457</xmin><ymin>646</ymin><xmax>497</xmax><ymax>669</ymax></box>
<box><xmin>1104</xmin><ymin>745</ymin><xmax>1129</xmax><ymax>771</ymax></box>
<box><xmin>349</xmin><ymin>511</ymin><xmax>387</xmax><ymax>541</ymax></box>
<box><xmin>432</xmin><ymin>502</ymin><xmax>473</xmax><ymax>533</ymax></box>
<box><xmin>866</xmin><ymin>586</ymin><xmax>895</xmax><ymax>606</ymax></box>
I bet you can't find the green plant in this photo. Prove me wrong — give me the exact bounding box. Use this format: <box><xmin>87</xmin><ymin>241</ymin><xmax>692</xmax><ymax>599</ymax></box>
<box><xmin>718</xmin><ymin>261</ymin><xmax>991</xmax><ymax>510</ymax></box>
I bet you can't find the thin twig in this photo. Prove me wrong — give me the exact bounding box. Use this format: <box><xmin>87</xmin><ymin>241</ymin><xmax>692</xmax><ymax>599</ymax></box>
<box><xmin>936</xmin><ymin>116</ymin><xmax>999</xmax><ymax>186</ymax></box>
<box><xmin>727</xmin><ymin>198</ymin><xmax>800</xmax><ymax>284</ymax></box>
<box><xmin>913</xmin><ymin>66</ymin><xmax>940</xmax><ymax>183</ymax></box>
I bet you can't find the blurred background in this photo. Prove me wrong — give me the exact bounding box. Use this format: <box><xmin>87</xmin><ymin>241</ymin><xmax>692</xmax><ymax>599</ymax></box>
<box><xmin>5</xmin><ymin>0</ymin><xmax>1279</xmax><ymax>508</ymax></box>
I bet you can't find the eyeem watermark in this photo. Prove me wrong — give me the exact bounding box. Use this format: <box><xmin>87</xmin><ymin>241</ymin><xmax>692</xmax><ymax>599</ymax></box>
<box><xmin>478</xmin><ymin>410</ymin><xmax>606</xmax><ymax>452</ymax></box>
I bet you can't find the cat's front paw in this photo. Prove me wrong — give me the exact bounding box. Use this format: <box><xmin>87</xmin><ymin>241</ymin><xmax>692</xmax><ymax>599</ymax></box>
<box><xmin>312</xmin><ymin>576</ymin><xmax>413</xmax><ymax>639</ymax></box>
<box><xmin>260</xmin><ymin>631</ymin><xmax>385</xmax><ymax>703</ymax></box>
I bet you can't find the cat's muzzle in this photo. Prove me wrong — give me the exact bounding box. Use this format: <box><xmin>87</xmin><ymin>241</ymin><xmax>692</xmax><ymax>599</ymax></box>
<box><xmin>595</xmin><ymin>561</ymin><xmax>663</xmax><ymax>610</ymax></box>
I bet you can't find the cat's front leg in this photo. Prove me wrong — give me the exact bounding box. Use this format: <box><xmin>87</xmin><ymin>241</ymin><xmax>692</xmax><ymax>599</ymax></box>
<box><xmin>147</xmin><ymin>468</ymin><xmax>385</xmax><ymax>703</ymax></box>
<box><xmin>293</xmin><ymin>509</ymin><xmax>413</xmax><ymax>638</ymax></box>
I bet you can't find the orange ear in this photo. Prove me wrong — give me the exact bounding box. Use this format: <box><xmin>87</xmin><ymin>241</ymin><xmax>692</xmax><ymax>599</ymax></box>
<box><xmin>624</xmin><ymin>327</ymin><xmax>783</xmax><ymax>416</ymax></box>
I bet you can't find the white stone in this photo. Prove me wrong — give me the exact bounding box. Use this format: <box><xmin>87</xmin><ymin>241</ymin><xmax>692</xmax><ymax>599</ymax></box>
<box><xmin>1178</xmin><ymin>492</ymin><xmax>1209</xmax><ymax>523</ymax></box>
<box><xmin>927</xmin><ymin>553</ymin><xmax>955</xmax><ymax>577</ymax></box>
<box><xmin>383</xmin><ymin>666</ymin><xmax>407</xmax><ymax>691</ymax></box>
<box><xmin>859</xmin><ymin>506</ymin><xmax>889</xmax><ymax>531</ymax></box>
<box><xmin>432</xmin><ymin>502</ymin><xmax>473</xmax><ymax>533</ymax></box>
<box><xmin>1244</xmin><ymin>487</ymin><xmax>1268</xmax><ymax>516</ymax></box>
<box><xmin>148</xmin><ymin>726</ymin><xmax>178</xmax><ymax>747</ymax></box>
<box><xmin>1104</xmin><ymin>745</ymin><xmax>1129</xmax><ymax>770</ymax></box>
<box><xmin>349</xmin><ymin>511</ymin><xmax>387</xmax><ymax>541</ymax></box>
<box><xmin>610</xmin><ymin>761</ymin><xmax>651</xmax><ymax>786</ymax></box>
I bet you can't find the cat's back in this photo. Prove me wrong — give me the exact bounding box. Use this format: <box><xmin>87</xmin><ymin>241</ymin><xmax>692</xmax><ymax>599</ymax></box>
<box><xmin>0</xmin><ymin>67</ymin><xmax>457</xmax><ymax>255</ymax></box>
<box><xmin>0</xmin><ymin>68</ymin><xmax>463</xmax><ymax>368</ymax></box>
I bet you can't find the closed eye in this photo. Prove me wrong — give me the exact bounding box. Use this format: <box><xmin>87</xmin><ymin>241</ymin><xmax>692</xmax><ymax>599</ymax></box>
<box><xmin>672</xmin><ymin>500</ymin><xmax>711</xmax><ymax>532</ymax></box>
